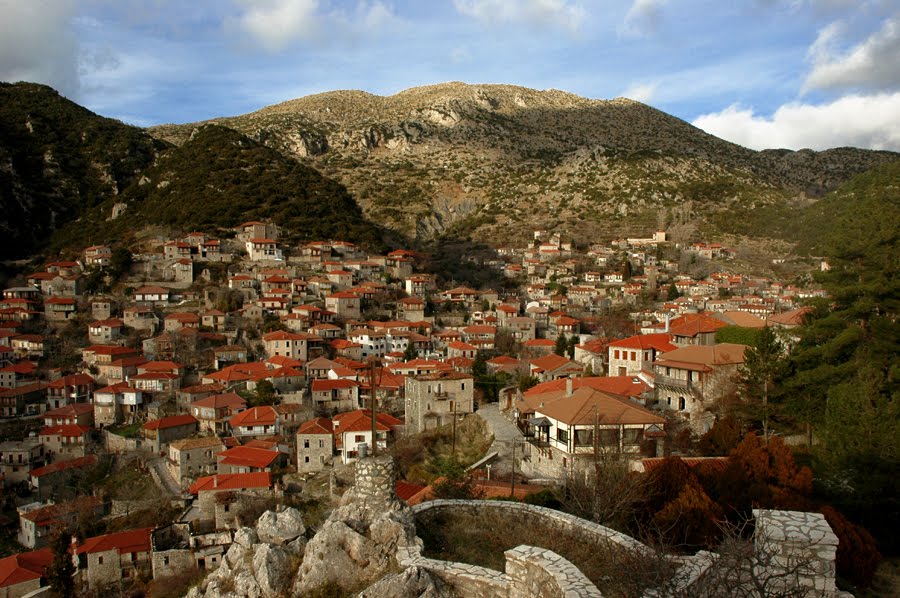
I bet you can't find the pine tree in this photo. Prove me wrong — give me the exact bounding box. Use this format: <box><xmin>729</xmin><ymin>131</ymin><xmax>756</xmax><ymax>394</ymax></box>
<box><xmin>554</xmin><ymin>333</ymin><xmax>567</xmax><ymax>356</ymax></box>
<box><xmin>738</xmin><ymin>325</ymin><xmax>784</xmax><ymax>443</ymax></box>
<box><xmin>46</xmin><ymin>532</ymin><xmax>75</xmax><ymax>598</ymax></box>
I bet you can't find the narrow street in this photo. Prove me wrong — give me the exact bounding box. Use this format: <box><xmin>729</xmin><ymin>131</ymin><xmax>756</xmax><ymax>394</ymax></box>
<box><xmin>476</xmin><ymin>402</ymin><xmax>525</xmax><ymax>479</ymax></box>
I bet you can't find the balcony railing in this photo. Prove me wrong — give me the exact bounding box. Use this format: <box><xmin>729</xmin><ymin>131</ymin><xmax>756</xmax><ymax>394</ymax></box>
<box><xmin>654</xmin><ymin>374</ymin><xmax>701</xmax><ymax>396</ymax></box>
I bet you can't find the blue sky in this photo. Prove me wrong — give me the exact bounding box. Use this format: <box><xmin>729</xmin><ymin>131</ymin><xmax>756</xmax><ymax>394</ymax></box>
<box><xmin>2</xmin><ymin>0</ymin><xmax>899</xmax><ymax>151</ymax></box>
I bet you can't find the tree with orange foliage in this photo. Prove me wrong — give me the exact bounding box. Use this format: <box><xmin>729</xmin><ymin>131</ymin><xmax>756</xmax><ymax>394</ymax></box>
<box><xmin>714</xmin><ymin>434</ymin><xmax>813</xmax><ymax>514</ymax></box>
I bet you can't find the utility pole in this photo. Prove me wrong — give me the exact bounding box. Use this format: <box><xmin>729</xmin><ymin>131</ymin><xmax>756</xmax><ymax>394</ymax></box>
<box><xmin>451</xmin><ymin>400</ymin><xmax>457</xmax><ymax>458</ymax></box>
<box><xmin>370</xmin><ymin>358</ymin><xmax>379</xmax><ymax>456</ymax></box>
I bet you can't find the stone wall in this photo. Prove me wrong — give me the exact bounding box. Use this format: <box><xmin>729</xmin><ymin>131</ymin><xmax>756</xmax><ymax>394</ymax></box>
<box><xmin>353</xmin><ymin>454</ymin><xmax>397</xmax><ymax>510</ymax></box>
<box><xmin>753</xmin><ymin>509</ymin><xmax>839</xmax><ymax>594</ymax></box>
<box><xmin>412</xmin><ymin>500</ymin><xmax>650</xmax><ymax>555</ymax></box>
<box><xmin>400</xmin><ymin>500</ymin><xmax>637</xmax><ymax>597</ymax></box>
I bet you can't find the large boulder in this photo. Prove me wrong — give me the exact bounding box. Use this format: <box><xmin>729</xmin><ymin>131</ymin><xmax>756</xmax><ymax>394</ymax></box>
<box><xmin>256</xmin><ymin>506</ymin><xmax>306</xmax><ymax>545</ymax></box>
<box><xmin>252</xmin><ymin>544</ymin><xmax>294</xmax><ymax>598</ymax></box>
<box><xmin>356</xmin><ymin>565</ymin><xmax>455</xmax><ymax>598</ymax></box>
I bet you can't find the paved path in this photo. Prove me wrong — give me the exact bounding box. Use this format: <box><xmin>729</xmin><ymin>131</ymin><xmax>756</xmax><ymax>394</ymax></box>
<box><xmin>150</xmin><ymin>456</ymin><xmax>182</xmax><ymax>496</ymax></box>
<box><xmin>476</xmin><ymin>402</ymin><xmax>525</xmax><ymax>478</ymax></box>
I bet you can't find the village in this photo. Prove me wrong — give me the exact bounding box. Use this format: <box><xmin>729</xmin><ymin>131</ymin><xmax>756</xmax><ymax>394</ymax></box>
<box><xmin>0</xmin><ymin>221</ymin><xmax>827</xmax><ymax>597</ymax></box>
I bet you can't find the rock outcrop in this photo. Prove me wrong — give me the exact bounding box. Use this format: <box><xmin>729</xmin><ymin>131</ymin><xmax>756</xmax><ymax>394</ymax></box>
<box><xmin>292</xmin><ymin>455</ymin><xmax>421</xmax><ymax>595</ymax></box>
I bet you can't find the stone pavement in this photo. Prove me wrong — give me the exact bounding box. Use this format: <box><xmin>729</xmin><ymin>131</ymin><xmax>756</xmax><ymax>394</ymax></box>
<box><xmin>476</xmin><ymin>402</ymin><xmax>525</xmax><ymax>478</ymax></box>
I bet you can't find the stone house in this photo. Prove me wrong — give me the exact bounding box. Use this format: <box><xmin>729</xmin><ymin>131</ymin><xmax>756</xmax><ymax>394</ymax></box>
<box><xmin>45</xmin><ymin>373</ymin><xmax>95</xmax><ymax>409</ymax></box>
<box><xmin>245</xmin><ymin>238</ymin><xmax>283</xmax><ymax>262</ymax></box>
<box><xmin>310</xmin><ymin>379</ymin><xmax>360</xmax><ymax>412</ymax></box>
<box><xmin>132</xmin><ymin>286</ymin><xmax>171</xmax><ymax>306</ymax></box>
<box><xmin>190</xmin><ymin>392</ymin><xmax>246</xmax><ymax>435</ymax></box>
<box><xmin>0</xmin><ymin>382</ymin><xmax>47</xmax><ymax>418</ymax></box>
<box><xmin>92</xmin><ymin>383</ymin><xmax>144</xmax><ymax>427</ymax></box>
<box><xmin>296</xmin><ymin>417</ymin><xmax>333</xmax><ymax>473</ymax></box>
<box><xmin>528</xmin><ymin>353</ymin><xmax>583</xmax><ymax>382</ymax></box>
<box><xmin>123</xmin><ymin>306</ymin><xmax>159</xmax><ymax>334</ymax></box>
<box><xmin>0</xmin><ymin>548</ymin><xmax>53</xmax><ymax>598</ymax></box>
<box><xmin>653</xmin><ymin>343</ymin><xmax>747</xmax><ymax>433</ymax></box>
<box><xmin>43</xmin><ymin>297</ymin><xmax>78</xmax><ymax>322</ymax></box>
<box><xmin>167</xmin><ymin>436</ymin><xmax>226</xmax><ymax>489</ymax></box>
<box><xmin>188</xmin><ymin>472</ymin><xmax>274</xmax><ymax>530</ymax></box>
<box><xmin>88</xmin><ymin>318</ymin><xmax>126</xmax><ymax>344</ymax></box>
<box><xmin>38</xmin><ymin>424</ymin><xmax>91</xmax><ymax>462</ymax></box>
<box><xmin>42</xmin><ymin>403</ymin><xmax>93</xmax><ymax>428</ymax></box>
<box><xmin>17</xmin><ymin>496</ymin><xmax>104</xmax><ymax>549</ymax></box>
<box><xmin>324</xmin><ymin>292</ymin><xmax>361</xmax><ymax>320</ymax></box>
<box><xmin>404</xmin><ymin>371</ymin><xmax>474</xmax><ymax>434</ymax></box>
<box><xmin>228</xmin><ymin>406</ymin><xmax>278</xmax><ymax>439</ymax></box>
<box><xmin>216</xmin><ymin>445</ymin><xmax>281</xmax><ymax>475</ymax></box>
<box><xmin>76</xmin><ymin>527</ymin><xmax>153</xmax><ymax>589</ymax></box>
<box><xmin>84</xmin><ymin>245</ymin><xmax>112</xmax><ymax>266</ymax></box>
<box><xmin>0</xmin><ymin>438</ymin><xmax>45</xmax><ymax>487</ymax></box>
<box><xmin>607</xmin><ymin>333</ymin><xmax>676</xmax><ymax>377</ymax></box>
<box><xmin>141</xmin><ymin>414</ymin><xmax>199</xmax><ymax>453</ymax></box>
<box><xmin>28</xmin><ymin>455</ymin><xmax>98</xmax><ymax>500</ymax></box>
<box><xmin>333</xmin><ymin>409</ymin><xmax>403</xmax><ymax>464</ymax></box>
<box><xmin>262</xmin><ymin>330</ymin><xmax>310</xmax><ymax>361</ymax></box>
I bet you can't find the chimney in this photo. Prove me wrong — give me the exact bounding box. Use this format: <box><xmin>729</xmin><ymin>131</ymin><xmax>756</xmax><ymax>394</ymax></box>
<box><xmin>566</xmin><ymin>376</ymin><xmax>573</xmax><ymax>397</ymax></box>
<box><xmin>664</xmin><ymin>313</ymin><xmax>670</xmax><ymax>333</ymax></box>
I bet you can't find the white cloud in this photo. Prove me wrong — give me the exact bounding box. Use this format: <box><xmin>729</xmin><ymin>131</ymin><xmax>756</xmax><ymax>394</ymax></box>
<box><xmin>619</xmin><ymin>0</ymin><xmax>667</xmax><ymax>38</ymax></box>
<box><xmin>229</xmin><ymin>0</ymin><xmax>400</xmax><ymax>52</ymax></box>
<box><xmin>622</xmin><ymin>82</ymin><xmax>656</xmax><ymax>103</ymax></box>
<box><xmin>453</xmin><ymin>0</ymin><xmax>586</xmax><ymax>35</ymax></box>
<box><xmin>230</xmin><ymin>0</ymin><xmax>321</xmax><ymax>52</ymax></box>
<box><xmin>692</xmin><ymin>92</ymin><xmax>900</xmax><ymax>151</ymax></box>
<box><xmin>0</xmin><ymin>0</ymin><xmax>80</xmax><ymax>95</ymax></box>
<box><xmin>804</xmin><ymin>16</ymin><xmax>900</xmax><ymax>91</ymax></box>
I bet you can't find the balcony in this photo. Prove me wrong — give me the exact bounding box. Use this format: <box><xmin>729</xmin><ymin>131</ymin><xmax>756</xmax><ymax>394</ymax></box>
<box><xmin>433</xmin><ymin>391</ymin><xmax>450</xmax><ymax>399</ymax></box>
<box><xmin>654</xmin><ymin>374</ymin><xmax>701</xmax><ymax>397</ymax></box>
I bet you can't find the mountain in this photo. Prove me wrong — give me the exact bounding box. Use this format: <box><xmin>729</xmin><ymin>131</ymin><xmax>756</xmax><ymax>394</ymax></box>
<box><xmin>52</xmin><ymin>124</ymin><xmax>386</xmax><ymax>252</ymax></box>
<box><xmin>0</xmin><ymin>82</ymin><xmax>166</xmax><ymax>260</ymax></box>
<box><xmin>150</xmin><ymin>82</ymin><xmax>899</xmax><ymax>245</ymax></box>
<box><xmin>2</xmin><ymin>81</ymin><xmax>896</xmax><ymax>261</ymax></box>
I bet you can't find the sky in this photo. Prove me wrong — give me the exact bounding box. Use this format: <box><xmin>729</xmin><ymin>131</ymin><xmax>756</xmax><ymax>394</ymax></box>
<box><xmin>1</xmin><ymin>0</ymin><xmax>899</xmax><ymax>152</ymax></box>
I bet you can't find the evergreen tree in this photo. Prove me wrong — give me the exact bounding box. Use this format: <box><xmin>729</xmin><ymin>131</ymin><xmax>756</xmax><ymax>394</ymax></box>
<box><xmin>554</xmin><ymin>333</ymin><xmax>567</xmax><ymax>356</ymax></box>
<box><xmin>738</xmin><ymin>325</ymin><xmax>784</xmax><ymax>443</ymax></box>
<box><xmin>472</xmin><ymin>350</ymin><xmax>487</xmax><ymax>379</ymax></box>
<box><xmin>403</xmin><ymin>344</ymin><xmax>419</xmax><ymax>361</ymax></box>
<box><xmin>46</xmin><ymin>532</ymin><xmax>75</xmax><ymax>598</ymax></box>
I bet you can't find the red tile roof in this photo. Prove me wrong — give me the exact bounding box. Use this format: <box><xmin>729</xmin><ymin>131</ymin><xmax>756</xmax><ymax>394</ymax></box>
<box><xmin>39</xmin><ymin>424</ymin><xmax>90</xmax><ymax>438</ymax></box>
<box><xmin>217</xmin><ymin>446</ymin><xmax>279</xmax><ymax>469</ymax></box>
<box><xmin>142</xmin><ymin>414</ymin><xmax>198</xmax><ymax>430</ymax></box>
<box><xmin>0</xmin><ymin>548</ymin><xmax>53</xmax><ymax>589</ymax></box>
<box><xmin>77</xmin><ymin>528</ymin><xmax>152</xmax><ymax>555</ymax></box>
<box><xmin>229</xmin><ymin>406</ymin><xmax>278</xmax><ymax>427</ymax></box>
<box><xmin>30</xmin><ymin>455</ymin><xmax>98</xmax><ymax>478</ymax></box>
<box><xmin>189</xmin><ymin>472</ymin><xmax>272</xmax><ymax>494</ymax></box>
<box><xmin>298</xmin><ymin>417</ymin><xmax>333</xmax><ymax>434</ymax></box>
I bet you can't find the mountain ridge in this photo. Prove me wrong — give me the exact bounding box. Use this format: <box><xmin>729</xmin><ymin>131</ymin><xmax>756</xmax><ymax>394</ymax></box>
<box><xmin>148</xmin><ymin>82</ymin><xmax>898</xmax><ymax>245</ymax></box>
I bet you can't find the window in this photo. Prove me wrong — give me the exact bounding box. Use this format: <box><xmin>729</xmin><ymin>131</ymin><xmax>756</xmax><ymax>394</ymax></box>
<box><xmin>679</xmin><ymin>397</ymin><xmax>686</xmax><ymax>410</ymax></box>
<box><xmin>98</xmin><ymin>556</ymin><xmax>104</xmax><ymax>565</ymax></box>
<box><xmin>574</xmin><ymin>428</ymin><xmax>593</xmax><ymax>446</ymax></box>
<box><xmin>354</xmin><ymin>434</ymin><xmax>365</xmax><ymax>443</ymax></box>
<box><xmin>556</xmin><ymin>428</ymin><xmax>568</xmax><ymax>444</ymax></box>
<box><xmin>623</xmin><ymin>428</ymin><xmax>643</xmax><ymax>445</ymax></box>
<box><xmin>303</xmin><ymin>440</ymin><xmax>310</xmax><ymax>449</ymax></box>
<box><xmin>598</xmin><ymin>428</ymin><xmax>620</xmax><ymax>446</ymax></box>
<box><xmin>304</xmin><ymin>456</ymin><xmax>310</xmax><ymax>463</ymax></box>
<box><xmin>614</xmin><ymin>350</ymin><xmax>620</xmax><ymax>359</ymax></box>
<box><xmin>318</xmin><ymin>439</ymin><xmax>324</xmax><ymax>448</ymax></box>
